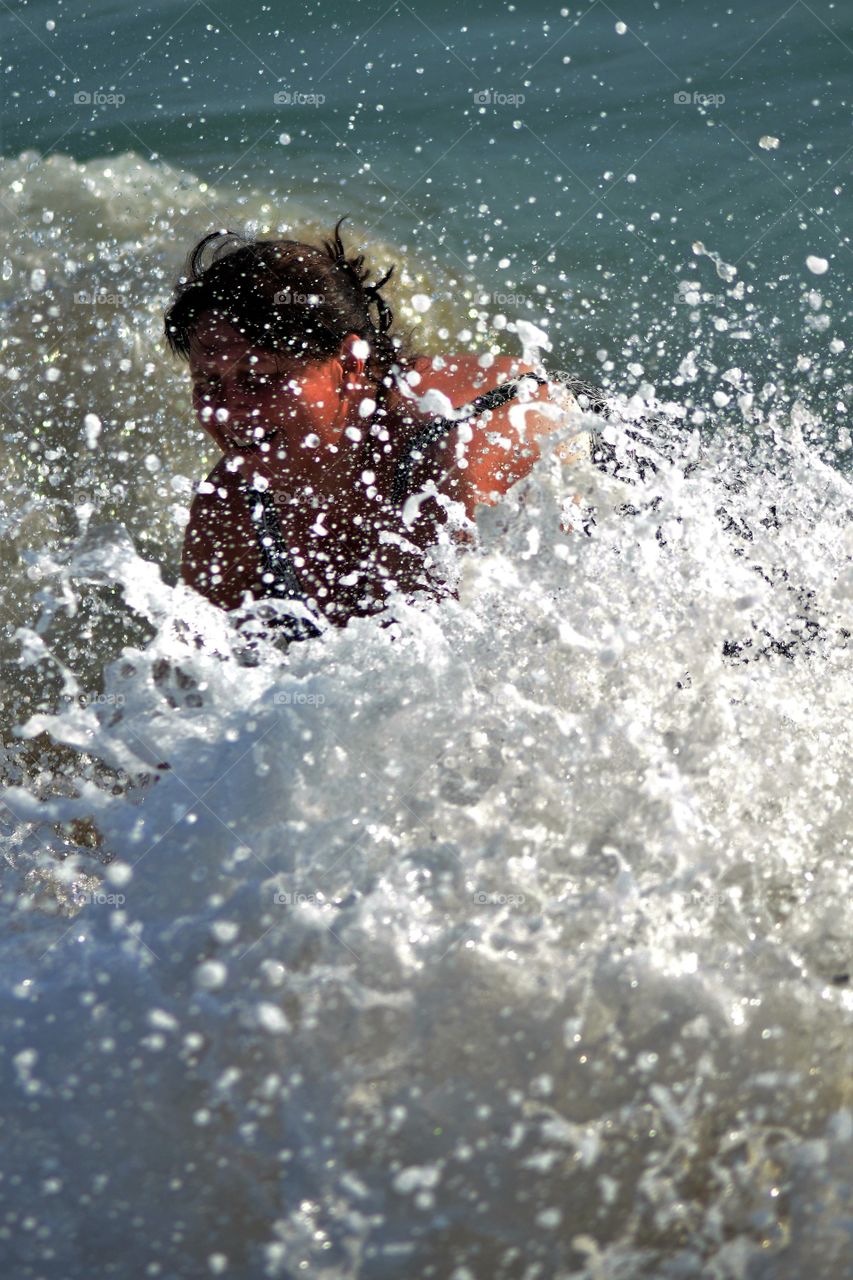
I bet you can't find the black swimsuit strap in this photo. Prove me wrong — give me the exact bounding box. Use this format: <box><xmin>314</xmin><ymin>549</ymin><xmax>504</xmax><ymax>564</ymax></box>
<box><xmin>391</xmin><ymin>372</ymin><xmax>549</xmax><ymax>505</ymax></box>
<box><xmin>238</xmin><ymin>479</ymin><xmax>322</xmax><ymax>640</ymax></box>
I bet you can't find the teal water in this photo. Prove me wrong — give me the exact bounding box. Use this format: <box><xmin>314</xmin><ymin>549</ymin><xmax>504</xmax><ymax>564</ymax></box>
<box><xmin>4</xmin><ymin>0</ymin><xmax>853</xmax><ymax>400</ymax></box>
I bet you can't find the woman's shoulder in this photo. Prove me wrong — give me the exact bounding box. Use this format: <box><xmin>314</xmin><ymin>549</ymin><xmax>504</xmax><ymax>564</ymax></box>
<box><xmin>409</xmin><ymin>353</ymin><xmax>539</xmax><ymax>402</ymax></box>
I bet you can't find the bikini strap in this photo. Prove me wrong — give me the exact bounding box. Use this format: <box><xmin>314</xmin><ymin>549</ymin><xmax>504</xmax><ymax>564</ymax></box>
<box><xmin>239</xmin><ymin>479</ymin><xmax>322</xmax><ymax>640</ymax></box>
<box><xmin>391</xmin><ymin>372</ymin><xmax>548</xmax><ymax>505</ymax></box>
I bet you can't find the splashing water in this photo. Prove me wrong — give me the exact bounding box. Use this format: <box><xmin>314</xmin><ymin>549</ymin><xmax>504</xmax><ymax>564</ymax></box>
<box><xmin>0</xmin><ymin>151</ymin><xmax>851</xmax><ymax>1280</ymax></box>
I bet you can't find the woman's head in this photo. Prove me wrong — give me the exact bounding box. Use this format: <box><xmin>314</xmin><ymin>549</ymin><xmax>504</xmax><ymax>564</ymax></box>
<box><xmin>163</xmin><ymin>217</ymin><xmax>414</xmax><ymax>454</ymax></box>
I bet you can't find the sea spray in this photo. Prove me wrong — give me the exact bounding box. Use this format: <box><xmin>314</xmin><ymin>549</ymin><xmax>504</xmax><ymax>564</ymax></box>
<box><xmin>1</xmin><ymin>391</ymin><xmax>850</xmax><ymax>1277</ymax></box>
<box><xmin>0</xmin><ymin>148</ymin><xmax>851</xmax><ymax>1280</ymax></box>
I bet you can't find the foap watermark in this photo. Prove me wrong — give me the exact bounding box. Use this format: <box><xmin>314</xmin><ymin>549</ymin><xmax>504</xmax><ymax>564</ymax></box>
<box><xmin>74</xmin><ymin>289</ymin><xmax>125</xmax><ymax>307</ymax></box>
<box><xmin>483</xmin><ymin>291</ymin><xmax>527</xmax><ymax>308</ymax></box>
<box><xmin>273</xmin><ymin>288</ymin><xmax>325</xmax><ymax>306</ymax></box>
<box><xmin>80</xmin><ymin>890</ymin><xmax>126</xmax><ymax>907</ymax></box>
<box><xmin>60</xmin><ymin>690</ymin><xmax>126</xmax><ymax>708</ymax></box>
<box><xmin>673</xmin><ymin>90</ymin><xmax>725</xmax><ymax>107</ymax></box>
<box><xmin>473</xmin><ymin>88</ymin><xmax>525</xmax><ymax>107</ymax></box>
<box><xmin>687</xmin><ymin>888</ymin><xmax>779</xmax><ymax>913</ymax></box>
<box><xmin>74</xmin><ymin>90</ymin><xmax>125</xmax><ymax>107</ymax></box>
<box><xmin>273</xmin><ymin>889</ymin><xmax>323</xmax><ymax>906</ymax></box>
<box><xmin>481</xmin><ymin>293</ymin><xmax>527</xmax><ymax>311</ymax></box>
<box><xmin>473</xmin><ymin>890</ymin><xmax>526</xmax><ymax>907</ymax></box>
<box><xmin>267</xmin><ymin>489</ymin><xmax>296</xmax><ymax>511</ymax></box>
<box><xmin>274</xmin><ymin>90</ymin><xmax>326</xmax><ymax>106</ymax></box>
<box><xmin>273</xmin><ymin>690</ymin><xmax>326</xmax><ymax>706</ymax></box>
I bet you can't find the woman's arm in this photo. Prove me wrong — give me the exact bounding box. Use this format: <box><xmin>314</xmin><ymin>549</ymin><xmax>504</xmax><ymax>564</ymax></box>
<box><xmin>426</xmin><ymin>373</ymin><xmax>589</xmax><ymax>520</ymax></box>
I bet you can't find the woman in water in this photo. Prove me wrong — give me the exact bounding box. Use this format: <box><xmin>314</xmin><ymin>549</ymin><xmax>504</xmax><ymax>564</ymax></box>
<box><xmin>164</xmin><ymin>218</ymin><xmax>590</xmax><ymax>639</ymax></box>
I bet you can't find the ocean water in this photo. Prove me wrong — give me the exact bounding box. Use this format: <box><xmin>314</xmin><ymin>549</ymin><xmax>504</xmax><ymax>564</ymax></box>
<box><xmin>1</xmin><ymin>1</ymin><xmax>852</xmax><ymax>1277</ymax></box>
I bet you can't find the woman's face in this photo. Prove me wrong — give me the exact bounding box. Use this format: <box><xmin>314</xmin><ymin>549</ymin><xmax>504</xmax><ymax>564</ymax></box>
<box><xmin>187</xmin><ymin>312</ymin><xmax>346</xmax><ymax>460</ymax></box>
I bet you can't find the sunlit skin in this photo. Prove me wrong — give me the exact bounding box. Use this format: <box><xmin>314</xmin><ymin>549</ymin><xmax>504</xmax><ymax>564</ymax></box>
<box><xmin>182</xmin><ymin>312</ymin><xmax>586</xmax><ymax>622</ymax></box>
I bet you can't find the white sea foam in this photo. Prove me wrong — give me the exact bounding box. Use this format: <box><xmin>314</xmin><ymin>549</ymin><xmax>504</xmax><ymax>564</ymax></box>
<box><xmin>0</xmin><ymin>151</ymin><xmax>851</xmax><ymax>1279</ymax></box>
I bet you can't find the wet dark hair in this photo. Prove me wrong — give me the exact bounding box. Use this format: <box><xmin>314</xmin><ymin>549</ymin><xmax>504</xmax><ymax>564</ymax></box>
<box><xmin>163</xmin><ymin>216</ymin><xmax>416</xmax><ymax>399</ymax></box>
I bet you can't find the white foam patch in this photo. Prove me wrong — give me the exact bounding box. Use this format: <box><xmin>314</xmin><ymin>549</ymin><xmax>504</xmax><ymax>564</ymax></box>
<box><xmin>0</xmin><ymin>151</ymin><xmax>851</xmax><ymax>1280</ymax></box>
